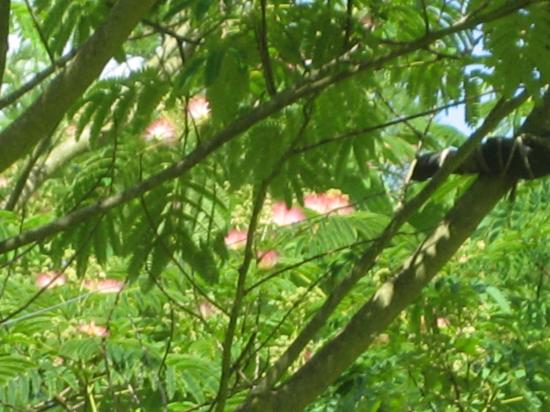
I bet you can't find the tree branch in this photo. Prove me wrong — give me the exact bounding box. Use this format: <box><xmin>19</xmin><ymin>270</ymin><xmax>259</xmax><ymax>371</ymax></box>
<box><xmin>237</xmin><ymin>90</ymin><xmax>529</xmax><ymax>408</ymax></box>
<box><xmin>0</xmin><ymin>0</ymin><xmax>10</xmax><ymax>92</ymax></box>
<box><xmin>0</xmin><ymin>0</ymin><xmax>158</xmax><ymax>173</ymax></box>
<box><xmin>248</xmin><ymin>175</ymin><xmax>513</xmax><ymax>411</ymax></box>
<box><xmin>238</xmin><ymin>89</ymin><xmax>550</xmax><ymax>412</ymax></box>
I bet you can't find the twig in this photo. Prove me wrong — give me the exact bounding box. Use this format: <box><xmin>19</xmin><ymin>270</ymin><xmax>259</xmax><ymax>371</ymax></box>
<box><xmin>0</xmin><ymin>0</ymin><xmax>10</xmax><ymax>91</ymax></box>
<box><xmin>291</xmin><ymin>93</ymin><xmax>491</xmax><ymax>155</ymax></box>
<box><xmin>0</xmin><ymin>48</ymin><xmax>78</xmax><ymax>110</ymax></box>
<box><xmin>0</xmin><ymin>214</ymin><xmax>105</xmax><ymax>326</ymax></box>
<box><xmin>142</xmin><ymin>19</ymin><xmax>199</xmax><ymax>45</ymax></box>
<box><xmin>23</xmin><ymin>0</ymin><xmax>55</xmax><ymax>64</ymax></box>
<box><xmin>420</xmin><ymin>0</ymin><xmax>430</xmax><ymax>34</ymax></box>
<box><xmin>342</xmin><ymin>0</ymin><xmax>353</xmax><ymax>51</ymax></box>
<box><xmin>4</xmin><ymin>132</ymin><xmax>53</xmax><ymax>210</ymax></box>
<box><xmin>255</xmin><ymin>0</ymin><xmax>276</xmax><ymax>96</ymax></box>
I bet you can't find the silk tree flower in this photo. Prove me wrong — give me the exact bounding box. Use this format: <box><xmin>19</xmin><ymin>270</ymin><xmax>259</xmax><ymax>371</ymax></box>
<box><xmin>83</xmin><ymin>279</ymin><xmax>124</xmax><ymax>294</ymax></box>
<box><xmin>36</xmin><ymin>271</ymin><xmax>66</xmax><ymax>289</ymax></box>
<box><xmin>304</xmin><ymin>189</ymin><xmax>354</xmax><ymax>216</ymax></box>
<box><xmin>224</xmin><ymin>228</ymin><xmax>248</xmax><ymax>250</ymax></box>
<box><xmin>437</xmin><ymin>317</ymin><xmax>450</xmax><ymax>329</ymax></box>
<box><xmin>187</xmin><ymin>95</ymin><xmax>210</xmax><ymax>121</ymax></box>
<box><xmin>257</xmin><ymin>250</ymin><xmax>279</xmax><ymax>269</ymax></box>
<box><xmin>143</xmin><ymin>117</ymin><xmax>177</xmax><ymax>144</ymax></box>
<box><xmin>0</xmin><ymin>176</ymin><xmax>9</xmax><ymax>189</ymax></box>
<box><xmin>198</xmin><ymin>300</ymin><xmax>219</xmax><ymax>318</ymax></box>
<box><xmin>272</xmin><ymin>202</ymin><xmax>306</xmax><ymax>226</ymax></box>
<box><xmin>78</xmin><ymin>321</ymin><xmax>109</xmax><ymax>337</ymax></box>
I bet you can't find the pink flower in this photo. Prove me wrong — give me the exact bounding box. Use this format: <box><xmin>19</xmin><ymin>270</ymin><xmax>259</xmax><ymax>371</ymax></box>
<box><xmin>257</xmin><ymin>250</ymin><xmax>279</xmax><ymax>269</ymax></box>
<box><xmin>78</xmin><ymin>321</ymin><xmax>109</xmax><ymax>337</ymax></box>
<box><xmin>0</xmin><ymin>176</ymin><xmax>9</xmax><ymax>189</ymax></box>
<box><xmin>272</xmin><ymin>202</ymin><xmax>305</xmax><ymax>226</ymax></box>
<box><xmin>83</xmin><ymin>279</ymin><xmax>124</xmax><ymax>294</ymax></box>
<box><xmin>437</xmin><ymin>317</ymin><xmax>450</xmax><ymax>329</ymax></box>
<box><xmin>187</xmin><ymin>95</ymin><xmax>210</xmax><ymax>121</ymax></box>
<box><xmin>304</xmin><ymin>189</ymin><xmax>354</xmax><ymax>216</ymax></box>
<box><xmin>224</xmin><ymin>229</ymin><xmax>248</xmax><ymax>250</ymax></box>
<box><xmin>36</xmin><ymin>271</ymin><xmax>66</xmax><ymax>289</ymax></box>
<box><xmin>143</xmin><ymin>117</ymin><xmax>177</xmax><ymax>144</ymax></box>
<box><xmin>198</xmin><ymin>301</ymin><xmax>218</xmax><ymax>318</ymax></box>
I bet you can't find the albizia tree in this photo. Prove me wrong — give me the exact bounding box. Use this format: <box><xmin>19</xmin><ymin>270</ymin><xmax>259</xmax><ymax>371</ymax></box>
<box><xmin>1</xmin><ymin>0</ymin><xmax>550</xmax><ymax>410</ymax></box>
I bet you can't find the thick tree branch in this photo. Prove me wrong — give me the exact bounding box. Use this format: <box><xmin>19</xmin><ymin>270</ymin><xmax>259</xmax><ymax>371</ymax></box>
<box><xmin>238</xmin><ymin>90</ymin><xmax>528</xmax><ymax>408</ymax></box>
<box><xmin>0</xmin><ymin>1</ymin><xmax>535</xmax><ymax>255</ymax></box>
<box><xmin>238</xmin><ymin>90</ymin><xmax>550</xmax><ymax>412</ymax></box>
<box><xmin>0</xmin><ymin>0</ymin><xmax>10</xmax><ymax>92</ymax></box>
<box><xmin>245</xmin><ymin>175</ymin><xmax>514</xmax><ymax>411</ymax></box>
<box><xmin>0</xmin><ymin>0</ymin><xmax>157</xmax><ymax>173</ymax></box>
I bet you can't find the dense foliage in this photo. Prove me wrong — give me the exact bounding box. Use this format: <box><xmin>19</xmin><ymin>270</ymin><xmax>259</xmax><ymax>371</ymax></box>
<box><xmin>1</xmin><ymin>0</ymin><xmax>550</xmax><ymax>410</ymax></box>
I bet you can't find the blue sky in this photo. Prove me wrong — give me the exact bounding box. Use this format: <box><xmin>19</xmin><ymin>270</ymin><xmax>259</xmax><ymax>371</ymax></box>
<box><xmin>437</xmin><ymin>105</ymin><xmax>472</xmax><ymax>135</ymax></box>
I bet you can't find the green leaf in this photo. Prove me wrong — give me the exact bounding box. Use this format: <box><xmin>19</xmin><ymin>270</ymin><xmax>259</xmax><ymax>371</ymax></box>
<box><xmin>204</xmin><ymin>48</ymin><xmax>225</xmax><ymax>86</ymax></box>
<box><xmin>0</xmin><ymin>355</ymin><xmax>35</xmax><ymax>386</ymax></box>
<box><xmin>485</xmin><ymin>285</ymin><xmax>512</xmax><ymax>314</ymax></box>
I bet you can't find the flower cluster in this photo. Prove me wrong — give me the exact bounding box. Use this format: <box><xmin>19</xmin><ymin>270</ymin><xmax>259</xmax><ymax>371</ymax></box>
<box><xmin>143</xmin><ymin>117</ymin><xmax>177</xmax><ymax>145</ymax></box>
<box><xmin>224</xmin><ymin>189</ymin><xmax>354</xmax><ymax>270</ymax></box>
<box><xmin>35</xmin><ymin>271</ymin><xmax>66</xmax><ymax>289</ymax></box>
<box><xmin>83</xmin><ymin>279</ymin><xmax>124</xmax><ymax>294</ymax></box>
<box><xmin>187</xmin><ymin>95</ymin><xmax>210</xmax><ymax>121</ymax></box>
<box><xmin>304</xmin><ymin>189</ymin><xmax>354</xmax><ymax>216</ymax></box>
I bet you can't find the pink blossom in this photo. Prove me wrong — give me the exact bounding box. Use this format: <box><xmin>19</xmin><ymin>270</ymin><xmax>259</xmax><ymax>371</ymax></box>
<box><xmin>78</xmin><ymin>321</ymin><xmax>109</xmax><ymax>337</ymax></box>
<box><xmin>304</xmin><ymin>189</ymin><xmax>354</xmax><ymax>216</ymax></box>
<box><xmin>83</xmin><ymin>279</ymin><xmax>124</xmax><ymax>294</ymax></box>
<box><xmin>143</xmin><ymin>117</ymin><xmax>177</xmax><ymax>144</ymax></box>
<box><xmin>224</xmin><ymin>229</ymin><xmax>248</xmax><ymax>250</ymax></box>
<box><xmin>187</xmin><ymin>95</ymin><xmax>210</xmax><ymax>121</ymax></box>
<box><xmin>198</xmin><ymin>301</ymin><xmax>218</xmax><ymax>318</ymax></box>
<box><xmin>271</xmin><ymin>202</ymin><xmax>306</xmax><ymax>226</ymax></box>
<box><xmin>257</xmin><ymin>250</ymin><xmax>279</xmax><ymax>269</ymax></box>
<box><xmin>437</xmin><ymin>317</ymin><xmax>450</xmax><ymax>329</ymax></box>
<box><xmin>36</xmin><ymin>271</ymin><xmax>66</xmax><ymax>289</ymax></box>
<box><xmin>0</xmin><ymin>176</ymin><xmax>9</xmax><ymax>189</ymax></box>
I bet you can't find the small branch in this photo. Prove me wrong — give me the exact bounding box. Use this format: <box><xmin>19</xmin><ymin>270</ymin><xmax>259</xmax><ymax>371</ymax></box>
<box><xmin>255</xmin><ymin>0</ymin><xmax>276</xmax><ymax>96</ymax></box>
<box><xmin>246</xmin><ymin>237</ymin><xmax>376</xmax><ymax>293</ymax></box>
<box><xmin>420</xmin><ymin>0</ymin><xmax>430</xmax><ymax>34</ymax></box>
<box><xmin>4</xmin><ymin>132</ymin><xmax>53</xmax><ymax>210</ymax></box>
<box><xmin>23</xmin><ymin>0</ymin><xmax>55</xmax><ymax>64</ymax></box>
<box><xmin>0</xmin><ymin>0</ymin><xmax>10</xmax><ymax>92</ymax></box>
<box><xmin>142</xmin><ymin>19</ymin><xmax>200</xmax><ymax>45</ymax></box>
<box><xmin>342</xmin><ymin>0</ymin><xmax>353</xmax><ymax>51</ymax></box>
<box><xmin>0</xmin><ymin>215</ymin><xmax>104</xmax><ymax>326</ymax></box>
<box><xmin>139</xmin><ymin>197</ymin><xmax>228</xmax><ymax>317</ymax></box>
<box><xmin>291</xmin><ymin>93</ymin><xmax>492</xmax><ymax>155</ymax></box>
<box><xmin>0</xmin><ymin>48</ymin><xmax>78</xmax><ymax>110</ymax></box>
<box><xmin>375</xmin><ymin>89</ymin><xmax>425</xmax><ymax>140</ymax></box>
